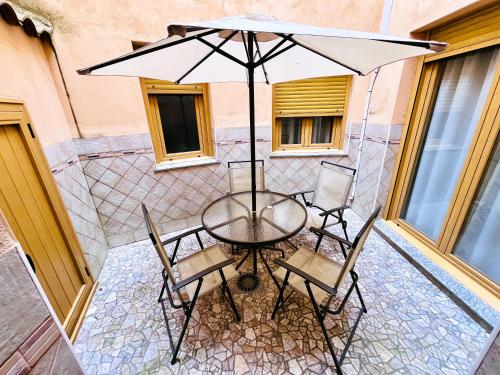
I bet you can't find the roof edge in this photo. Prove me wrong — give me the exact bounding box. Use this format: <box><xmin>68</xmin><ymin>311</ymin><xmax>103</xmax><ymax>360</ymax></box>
<box><xmin>0</xmin><ymin>1</ymin><xmax>53</xmax><ymax>38</ymax></box>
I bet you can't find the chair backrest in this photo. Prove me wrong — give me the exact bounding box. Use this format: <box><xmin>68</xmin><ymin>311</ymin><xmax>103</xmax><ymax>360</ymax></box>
<box><xmin>312</xmin><ymin>161</ymin><xmax>356</xmax><ymax>211</ymax></box>
<box><xmin>228</xmin><ymin>159</ymin><xmax>265</xmax><ymax>193</ymax></box>
<box><xmin>334</xmin><ymin>205</ymin><xmax>381</xmax><ymax>289</ymax></box>
<box><xmin>142</xmin><ymin>204</ymin><xmax>183</xmax><ymax>299</ymax></box>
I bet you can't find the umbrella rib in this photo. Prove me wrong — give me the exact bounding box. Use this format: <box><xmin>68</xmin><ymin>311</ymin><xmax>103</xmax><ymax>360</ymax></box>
<box><xmin>176</xmin><ymin>30</ymin><xmax>239</xmax><ymax>84</ymax></box>
<box><xmin>253</xmin><ymin>36</ymin><xmax>269</xmax><ymax>84</ymax></box>
<box><xmin>196</xmin><ymin>36</ymin><xmax>248</xmax><ymax>68</ymax></box>
<box><xmin>254</xmin><ymin>41</ymin><xmax>297</xmax><ymax>67</ymax></box>
<box><xmin>289</xmin><ymin>37</ymin><xmax>363</xmax><ymax>75</ymax></box>
<box><xmin>240</xmin><ymin>31</ymin><xmax>250</xmax><ymax>61</ymax></box>
<box><xmin>254</xmin><ymin>34</ymin><xmax>293</xmax><ymax>66</ymax></box>
<box><xmin>78</xmin><ymin>29</ymin><xmax>220</xmax><ymax>75</ymax></box>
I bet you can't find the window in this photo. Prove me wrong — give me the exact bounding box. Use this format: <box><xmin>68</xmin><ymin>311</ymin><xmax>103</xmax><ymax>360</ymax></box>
<box><xmin>272</xmin><ymin>76</ymin><xmax>351</xmax><ymax>151</ymax></box>
<box><xmin>142</xmin><ymin>78</ymin><xmax>214</xmax><ymax>163</ymax></box>
<box><xmin>385</xmin><ymin>3</ymin><xmax>500</xmax><ymax>293</ymax></box>
<box><xmin>401</xmin><ymin>47</ymin><xmax>498</xmax><ymax>241</ymax></box>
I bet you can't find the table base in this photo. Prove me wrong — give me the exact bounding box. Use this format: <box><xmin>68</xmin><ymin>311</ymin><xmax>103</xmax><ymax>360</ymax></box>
<box><xmin>235</xmin><ymin>272</ymin><xmax>261</xmax><ymax>293</ymax></box>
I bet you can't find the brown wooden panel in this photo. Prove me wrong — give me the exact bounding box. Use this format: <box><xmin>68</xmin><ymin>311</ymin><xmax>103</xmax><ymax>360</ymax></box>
<box><xmin>0</xmin><ymin>123</ymin><xmax>89</xmax><ymax>323</ymax></box>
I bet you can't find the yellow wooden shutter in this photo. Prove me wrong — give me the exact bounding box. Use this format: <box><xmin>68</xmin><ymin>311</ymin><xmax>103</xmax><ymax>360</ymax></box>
<box><xmin>143</xmin><ymin>78</ymin><xmax>204</xmax><ymax>94</ymax></box>
<box><xmin>274</xmin><ymin>76</ymin><xmax>350</xmax><ymax>118</ymax></box>
<box><xmin>429</xmin><ymin>3</ymin><xmax>500</xmax><ymax>54</ymax></box>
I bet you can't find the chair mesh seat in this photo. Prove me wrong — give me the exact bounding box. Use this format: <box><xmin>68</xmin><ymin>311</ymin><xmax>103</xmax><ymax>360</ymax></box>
<box><xmin>178</xmin><ymin>245</ymin><xmax>239</xmax><ymax>299</ymax></box>
<box><xmin>273</xmin><ymin>246</ymin><xmax>342</xmax><ymax>304</ymax></box>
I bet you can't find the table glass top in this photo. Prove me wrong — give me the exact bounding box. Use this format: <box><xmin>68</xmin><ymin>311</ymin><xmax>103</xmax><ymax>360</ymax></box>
<box><xmin>202</xmin><ymin>191</ymin><xmax>307</xmax><ymax>245</ymax></box>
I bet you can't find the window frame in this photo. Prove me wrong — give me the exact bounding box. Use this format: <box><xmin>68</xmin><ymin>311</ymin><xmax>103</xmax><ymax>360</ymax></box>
<box><xmin>272</xmin><ymin>76</ymin><xmax>352</xmax><ymax>152</ymax></box>
<box><xmin>384</xmin><ymin>3</ymin><xmax>500</xmax><ymax>295</ymax></box>
<box><xmin>276</xmin><ymin>116</ymin><xmax>343</xmax><ymax>150</ymax></box>
<box><xmin>140</xmin><ymin>78</ymin><xmax>214</xmax><ymax>164</ymax></box>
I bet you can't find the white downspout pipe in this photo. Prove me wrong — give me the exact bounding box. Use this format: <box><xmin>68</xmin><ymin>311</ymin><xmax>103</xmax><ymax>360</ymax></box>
<box><xmin>350</xmin><ymin>0</ymin><xmax>393</xmax><ymax>199</ymax></box>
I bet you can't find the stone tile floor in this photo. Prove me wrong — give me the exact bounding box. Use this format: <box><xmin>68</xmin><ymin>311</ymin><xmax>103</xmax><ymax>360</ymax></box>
<box><xmin>74</xmin><ymin>211</ymin><xmax>490</xmax><ymax>374</ymax></box>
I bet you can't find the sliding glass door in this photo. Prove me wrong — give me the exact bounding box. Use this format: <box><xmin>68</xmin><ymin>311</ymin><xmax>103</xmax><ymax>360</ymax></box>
<box><xmin>402</xmin><ymin>47</ymin><xmax>499</xmax><ymax>241</ymax></box>
<box><xmin>386</xmin><ymin>36</ymin><xmax>499</xmax><ymax>291</ymax></box>
<box><xmin>453</xmin><ymin>137</ymin><xmax>499</xmax><ymax>284</ymax></box>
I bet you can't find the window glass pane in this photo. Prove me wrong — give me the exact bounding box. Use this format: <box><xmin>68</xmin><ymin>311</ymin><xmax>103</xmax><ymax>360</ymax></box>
<box><xmin>311</xmin><ymin>116</ymin><xmax>333</xmax><ymax>144</ymax></box>
<box><xmin>453</xmin><ymin>136</ymin><xmax>499</xmax><ymax>284</ymax></box>
<box><xmin>280</xmin><ymin>117</ymin><xmax>302</xmax><ymax>144</ymax></box>
<box><xmin>402</xmin><ymin>47</ymin><xmax>499</xmax><ymax>240</ymax></box>
<box><xmin>157</xmin><ymin>94</ymin><xmax>200</xmax><ymax>154</ymax></box>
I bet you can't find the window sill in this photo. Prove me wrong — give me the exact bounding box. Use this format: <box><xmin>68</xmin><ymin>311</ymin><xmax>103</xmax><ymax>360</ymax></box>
<box><xmin>375</xmin><ymin>219</ymin><xmax>499</xmax><ymax>328</ymax></box>
<box><xmin>270</xmin><ymin>149</ymin><xmax>347</xmax><ymax>158</ymax></box>
<box><xmin>154</xmin><ymin>156</ymin><xmax>219</xmax><ymax>171</ymax></box>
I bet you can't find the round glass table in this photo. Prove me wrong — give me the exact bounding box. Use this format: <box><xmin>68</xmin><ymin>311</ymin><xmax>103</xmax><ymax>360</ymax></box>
<box><xmin>202</xmin><ymin>191</ymin><xmax>307</xmax><ymax>292</ymax></box>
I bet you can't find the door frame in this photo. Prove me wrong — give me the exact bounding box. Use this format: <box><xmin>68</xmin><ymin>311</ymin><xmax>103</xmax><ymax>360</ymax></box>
<box><xmin>0</xmin><ymin>98</ymin><xmax>94</xmax><ymax>336</ymax></box>
<box><xmin>384</xmin><ymin>3</ymin><xmax>500</xmax><ymax>297</ymax></box>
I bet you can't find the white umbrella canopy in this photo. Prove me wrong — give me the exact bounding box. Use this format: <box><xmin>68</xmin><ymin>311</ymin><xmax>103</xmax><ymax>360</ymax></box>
<box><xmin>78</xmin><ymin>14</ymin><xmax>446</xmax><ymax>212</ymax></box>
<box><xmin>78</xmin><ymin>14</ymin><xmax>446</xmax><ymax>83</ymax></box>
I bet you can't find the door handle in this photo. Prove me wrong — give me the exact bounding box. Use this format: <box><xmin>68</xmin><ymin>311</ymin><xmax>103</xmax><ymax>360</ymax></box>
<box><xmin>25</xmin><ymin>253</ymin><xmax>36</xmax><ymax>274</ymax></box>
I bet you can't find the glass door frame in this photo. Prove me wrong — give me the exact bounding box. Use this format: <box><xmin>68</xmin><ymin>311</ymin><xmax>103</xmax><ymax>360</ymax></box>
<box><xmin>385</xmin><ymin>14</ymin><xmax>499</xmax><ymax>294</ymax></box>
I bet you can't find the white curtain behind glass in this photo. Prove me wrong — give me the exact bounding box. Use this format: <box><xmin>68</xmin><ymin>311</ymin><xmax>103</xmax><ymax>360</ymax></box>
<box><xmin>403</xmin><ymin>48</ymin><xmax>499</xmax><ymax>240</ymax></box>
<box><xmin>453</xmin><ymin>137</ymin><xmax>499</xmax><ymax>284</ymax></box>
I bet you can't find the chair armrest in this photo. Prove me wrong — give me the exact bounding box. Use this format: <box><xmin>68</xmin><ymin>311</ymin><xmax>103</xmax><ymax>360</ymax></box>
<box><xmin>172</xmin><ymin>258</ymin><xmax>236</xmax><ymax>292</ymax></box>
<box><xmin>273</xmin><ymin>258</ymin><xmax>337</xmax><ymax>296</ymax></box>
<box><xmin>289</xmin><ymin>190</ymin><xmax>314</xmax><ymax>205</ymax></box>
<box><xmin>288</xmin><ymin>190</ymin><xmax>314</xmax><ymax>197</ymax></box>
<box><xmin>310</xmin><ymin>227</ymin><xmax>353</xmax><ymax>247</ymax></box>
<box><xmin>318</xmin><ymin>204</ymin><xmax>350</xmax><ymax>217</ymax></box>
<box><xmin>161</xmin><ymin>226</ymin><xmax>204</xmax><ymax>246</ymax></box>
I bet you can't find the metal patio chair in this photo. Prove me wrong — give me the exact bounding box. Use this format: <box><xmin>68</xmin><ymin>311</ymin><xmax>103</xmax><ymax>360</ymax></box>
<box><xmin>227</xmin><ymin>159</ymin><xmax>293</xmax><ymax>255</ymax></box>
<box><xmin>142</xmin><ymin>204</ymin><xmax>240</xmax><ymax>364</ymax></box>
<box><xmin>271</xmin><ymin>205</ymin><xmax>381</xmax><ymax>375</ymax></box>
<box><xmin>228</xmin><ymin>159</ymin><xmax>266</xmax><ymax>193</ymax></box>
<box><xmin>290</xmin><ymin>161</ymin><xmax>356</xmax><ymax>241</ymax></box>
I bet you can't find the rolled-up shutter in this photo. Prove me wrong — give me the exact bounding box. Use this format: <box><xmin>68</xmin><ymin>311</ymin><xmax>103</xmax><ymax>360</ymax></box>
<box><xmin>428</xmin><ymin>3</ymin><xmax>500</xmax><ymax>54</ymax></box>
<box><xmin>143</xmin><ymin>78</ymin><xmax>203</xmax><ymax>94</ymax></box>
<box><xmin>274</xmin><ymin>76</ymin><xmax>350</xmax><ymax>118</ymax></box>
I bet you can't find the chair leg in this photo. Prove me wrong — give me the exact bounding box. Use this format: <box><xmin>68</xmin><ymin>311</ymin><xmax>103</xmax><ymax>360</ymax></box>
<box><xmin>271</xmin><ymin>271</ymin><xmax>290</xmax><ymax>319</ymax></box>
<box><xmin>314</xmin><ymin>232</ymin><xmax>325</xmax><ymax>252</ymax></box>
<box><xmin>158</xmin><ymin>284</ymin><xmax>166</xmax><ymax>303</ymax></box>
<box><xmin>315</xmin><ymin>277</ymin><xmax>366</xmax><ymax>372</ymax></box>
<box><xmin>286</xmin><ymin>239</ymin><xmax>299</xmax><ymax>251</ymax></box>
<box><xmin>235</xmin><ymin>249</ymin><xmax>251</xmax><ymax>270</ymax></box>
<box><xmin>305</xmin><ymin>281</ymin><xmax>343</xmax><ymax>375</ymax></box>
<box><xmin>258</xmin><ymin>249</ymin><xmax>280</xmax><ymax>288</ymax></box>
<box><xmin>160</xmin><ymin>279</ymin><xmax>203</xmax><ymax>365</ymax></box>
<box><xmin>338</xmin><ymin>210</ymin><xmax>349</xmax><ymax>242</ymax></box>
<box><xmin>218</xmin><ymin>269</ymin><xmax>240</xmax><ymax>322</ymax></box>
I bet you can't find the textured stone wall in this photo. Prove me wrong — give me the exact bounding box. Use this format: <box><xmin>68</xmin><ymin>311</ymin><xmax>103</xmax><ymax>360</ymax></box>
<box><xmin>74</xmin><ymin>126</ymin><xmax>362</xmax><ymax>248</ymax></box>
<box><xmin>0</xmin><ymin>214</ymin><xmax>84</xmax><ymax>374</ymax></box>
<box><xmin>43</xmin><ymin>121</ymin><xmax>398</xmax><ymax>253</ymax></box>
<box><xmin>44</xmin><ymin>139</ymin><xmax>108</xmax><ymax>278</ymax></box>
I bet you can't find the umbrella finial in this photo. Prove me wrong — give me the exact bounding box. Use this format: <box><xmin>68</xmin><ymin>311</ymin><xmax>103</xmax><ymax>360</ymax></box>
<box><xmin>167</xmin><ymin>24</ymin><xmax>186</xmax><ymax>38</ymax></box>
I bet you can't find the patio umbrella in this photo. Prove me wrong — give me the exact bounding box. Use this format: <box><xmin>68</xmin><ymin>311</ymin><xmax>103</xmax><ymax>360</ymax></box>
<box><xmin>78</xmin><ymin>14</ymin><xmax>446</xmax><ymax>212</ymax></box>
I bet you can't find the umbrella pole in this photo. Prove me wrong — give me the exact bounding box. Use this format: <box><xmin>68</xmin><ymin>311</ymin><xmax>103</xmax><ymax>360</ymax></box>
<box><xmin>248</xmin><ymin>32</ymin><xmax>257</xmax><ymax>213</ymax></box>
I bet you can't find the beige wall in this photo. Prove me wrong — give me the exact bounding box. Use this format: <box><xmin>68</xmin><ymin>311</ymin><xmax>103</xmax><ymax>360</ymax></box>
<box><xmin>0</xmin><ymin>20</ymin><xmax>76</xmax><ymax>145</ymax></box>
<box><xmin>19</xmin><ymin>0</ymin><xmax>383</xmax><ymax>136</ymax></box>
<box><xmin>367</xmin><ymin>0</ymin><xmax>481</xmax><ymax>125</ymax></box>
<box><xmin>8</xmin><ymin>0</ymin><xmax>485</xmax><ymax>137</ymax></box>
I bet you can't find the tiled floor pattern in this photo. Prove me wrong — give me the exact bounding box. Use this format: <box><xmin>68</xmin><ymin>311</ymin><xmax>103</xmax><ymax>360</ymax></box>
<box><xmin>74</xmin><ymin>211</ymin><xmax>489</xmax><ymax>374</ymax></box>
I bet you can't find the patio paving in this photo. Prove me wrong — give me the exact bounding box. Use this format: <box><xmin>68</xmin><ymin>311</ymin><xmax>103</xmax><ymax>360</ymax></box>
<box><xmin>74</xmin><ymin>210</ymin><xmax>489</xmax><ymax>374</ymax></box>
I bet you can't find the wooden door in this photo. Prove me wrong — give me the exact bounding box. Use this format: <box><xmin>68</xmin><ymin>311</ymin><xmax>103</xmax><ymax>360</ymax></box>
<box><xmin>0</xmin><ymin>100</ymin><xmax>93</xmax><ymax>336</ymax></box>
